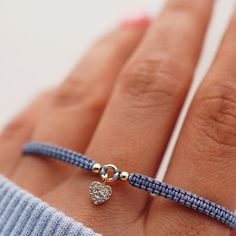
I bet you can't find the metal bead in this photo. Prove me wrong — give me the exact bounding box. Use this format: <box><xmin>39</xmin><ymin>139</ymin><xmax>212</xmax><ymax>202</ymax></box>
<box><xmin>120</xmin><ymin>171</ymin><xmax>129</xmax><ymax>181</ymax></box>
<box><xmin>92</xmin><ymin>163</ymin><xmax>101</xmax><ymax>174</ymax></box>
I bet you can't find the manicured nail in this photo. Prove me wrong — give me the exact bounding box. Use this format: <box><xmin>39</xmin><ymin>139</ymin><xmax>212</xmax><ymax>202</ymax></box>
<box><xmin>121</xmin><ymin>8</ymin><xmax>151</xmax><ymax>27</ymax></box>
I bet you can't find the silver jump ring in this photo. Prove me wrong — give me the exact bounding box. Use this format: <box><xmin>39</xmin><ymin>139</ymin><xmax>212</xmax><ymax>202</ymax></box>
<box><xmin>99</xmin><ymin>164</ymin><xmax>120</xmax><ymax>183</ymax></box>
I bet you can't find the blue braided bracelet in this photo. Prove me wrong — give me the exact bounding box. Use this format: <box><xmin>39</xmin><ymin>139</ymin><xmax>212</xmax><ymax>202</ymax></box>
<box><xmin>22</xmin><ymin>141</ymin><xmax>236</xmax><ymax>229</ymax></box>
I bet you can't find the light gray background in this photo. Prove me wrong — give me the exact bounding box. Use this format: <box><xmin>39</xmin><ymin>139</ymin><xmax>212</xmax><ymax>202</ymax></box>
<box><xmin>0</xmin><ymin>0</ymin><xmax>235</xmax><ymax>179</ymax></box>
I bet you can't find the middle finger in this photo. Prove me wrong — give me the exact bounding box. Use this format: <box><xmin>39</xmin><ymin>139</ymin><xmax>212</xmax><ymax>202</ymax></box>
<box><xmin>13</xmin><ymin>21</ymin><xmax>148</xmax><ymax>195</ymax></box>
<box><xmin>45</xmin><ymin>0</ymin><xmax>214</xmax><ymax>234</ymax></box>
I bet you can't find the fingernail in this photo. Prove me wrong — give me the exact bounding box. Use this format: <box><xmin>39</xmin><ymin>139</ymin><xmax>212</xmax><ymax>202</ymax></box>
<box><xmin>121</xmin><ymin>8</ymin><xmax>151</xmax><ymax>27</ymax></box>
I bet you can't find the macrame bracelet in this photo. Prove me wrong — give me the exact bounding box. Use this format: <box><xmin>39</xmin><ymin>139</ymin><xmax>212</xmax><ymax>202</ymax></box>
<box><xmin>22</xmin><ymin>141</ymin><xmax>236</xmax><ymax>229</ymax></box>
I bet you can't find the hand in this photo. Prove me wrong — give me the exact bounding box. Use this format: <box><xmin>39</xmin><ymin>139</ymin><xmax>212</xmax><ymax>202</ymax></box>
<box><xmin>1</xmin><ymin>1</ymin><xmax>235</xmax><ymax>235</ymax></box>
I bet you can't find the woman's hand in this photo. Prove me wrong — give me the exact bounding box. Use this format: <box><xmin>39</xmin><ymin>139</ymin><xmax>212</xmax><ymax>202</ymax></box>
<box><xmin>0</xmin><ymin>0</ymin><xmax>235</xmax><ymax>235</ymax></box>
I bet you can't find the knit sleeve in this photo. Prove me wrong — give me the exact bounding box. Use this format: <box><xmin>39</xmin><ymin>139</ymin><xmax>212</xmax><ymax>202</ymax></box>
<box><xmin>0</xmin><ymin>175</ymin><xmax>101</xmax><ymax>236</ymax></box>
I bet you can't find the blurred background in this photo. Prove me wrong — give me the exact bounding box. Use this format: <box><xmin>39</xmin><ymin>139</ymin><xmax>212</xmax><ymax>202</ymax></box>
<box><xmin>0</xmin><ymin>0</ymin><xmax>236</xmax><ymax>178</ymax></box>
<box><xmin>0</xmin><ymin>0</ymin><xmax>235</xmax><ymax>129</ymax></box>
<box><xmin>0</xmin><ymin>0</ymin><xmax>235</xmax><ymax>128</ymax></box>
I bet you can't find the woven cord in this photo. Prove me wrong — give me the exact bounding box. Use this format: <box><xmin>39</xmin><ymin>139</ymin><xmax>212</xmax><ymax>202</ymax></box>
<box><xmin>23</xmin><ymin>142</ymin><xmax>95</xmax><ymax>171</ymax></box>
<box><xmin>23</xmin><ymin>141</ymin><xmax>236</xmax><ymax>229</ymax></box>
<box><xmin>128</xmin><ymin>173</ymin><xmax>236</xmax><ymax>229</ymax></box>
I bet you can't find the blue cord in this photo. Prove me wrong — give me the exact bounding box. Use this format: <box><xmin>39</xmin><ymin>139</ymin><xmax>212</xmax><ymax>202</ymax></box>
<box><xmin>23</xmin><ymin>141</ymin><xmax>236</xmax><ymax>229</ymax></box>
<box><xmin>128</xmin><ymin>173</ymin><xmax>236</xmax><ymax>229</ymax></box>
<box><xmin>23</xmin><ymin>141</ymin><xmax>95</xmax><ymax>171</ymax></box>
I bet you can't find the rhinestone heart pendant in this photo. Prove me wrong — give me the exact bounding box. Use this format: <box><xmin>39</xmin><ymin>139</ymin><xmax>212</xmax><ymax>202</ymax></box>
<box><xmin>89</xmin><ymin>181</ymin><xmax>112</xmax><ymax>205</ymax></box>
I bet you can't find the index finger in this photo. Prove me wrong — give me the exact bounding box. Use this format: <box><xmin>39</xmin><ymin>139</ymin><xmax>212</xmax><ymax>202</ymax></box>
<box><xmin>148</xmin><ymin>9</ymin><xmax>236</xmax><ymax>235</ymax></box>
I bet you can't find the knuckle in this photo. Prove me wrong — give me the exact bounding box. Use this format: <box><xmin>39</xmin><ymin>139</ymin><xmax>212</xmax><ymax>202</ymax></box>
<box><xmin>118</xmin><ymin>57</ymin><xmax>186</xmax><ymax>108</ymax></box>
<box><xmin>53</xmin><ymin>79</ymin><xmax>107</xmax><ymax>113</ymax></box>
<box><xmin>194</xmin><ymin>80</ymin><xmax>236</xmax><ymax>147</ymax></box>
<box><xmin>53</xmin><ymin>79</ymin><xmax>89</xmax><ymax>105</ymax></box>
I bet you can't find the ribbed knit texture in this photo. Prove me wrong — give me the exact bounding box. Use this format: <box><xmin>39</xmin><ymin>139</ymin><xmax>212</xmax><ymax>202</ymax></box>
<box><xmin>0</xmin><ymin>175</ymin><xmax>101</xmax><ymax>236</ymax></box>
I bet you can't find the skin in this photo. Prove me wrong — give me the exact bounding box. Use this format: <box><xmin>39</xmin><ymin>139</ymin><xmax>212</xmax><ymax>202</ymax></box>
<box><xmin>0</xmin><ymin>0</ymin><xmax>235</xmax><ymax>235</ymax></box>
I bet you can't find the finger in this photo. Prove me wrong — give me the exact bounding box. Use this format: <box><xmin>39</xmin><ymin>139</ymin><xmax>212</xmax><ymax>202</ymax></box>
<box><xmin>0</xmin><ymin>91</ymin><xmax>53</xmax><ymax>176</ymax></box>
<box><xmin>148</xmin><ymin>10</ymin><xmax>236</xmax><ymax>236</ymax></box>
<box><xmin>13</xmin><ymin>18</ymin><xmax>150</xmax><ymax>194</ymax></box>
<box><xmin>231</xmin><ymin>229</ymin><xmax>236</xmax><ymax>236</ymax></box>
<box><xmin>44</xmin><ymin>1</ymin><xmax>214</xmax><ymax>234</ymax></box>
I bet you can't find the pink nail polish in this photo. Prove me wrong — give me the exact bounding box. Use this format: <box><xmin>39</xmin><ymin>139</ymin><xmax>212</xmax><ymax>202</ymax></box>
<box><xmin>121</xmin><ymin>8</ymin><xmax>151</xmax><ymax>27</ymax></box>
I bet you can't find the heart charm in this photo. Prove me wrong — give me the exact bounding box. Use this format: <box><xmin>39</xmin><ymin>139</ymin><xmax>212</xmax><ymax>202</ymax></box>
<box><xmin>89</xmin><ymin>181</ymin><xmax>112</xmax><ymax>205</ymax></box>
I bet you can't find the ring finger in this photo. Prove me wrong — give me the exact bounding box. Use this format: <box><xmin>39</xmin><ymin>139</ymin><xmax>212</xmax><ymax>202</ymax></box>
<box><xmin>148</xmin><ymin>8</ymin><xmax>236</xmax><ymax>236</ymax></box>
<box><xmin>13</xmin><ymin>18</ymin><xmax>149</xmax><ymax>195</ymax></box>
